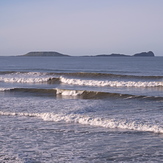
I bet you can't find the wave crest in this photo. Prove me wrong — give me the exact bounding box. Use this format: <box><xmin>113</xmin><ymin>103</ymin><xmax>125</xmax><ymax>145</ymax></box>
<box><xmin>60</xmin><ymin>77</ymin><xmax>163</xmax><ymax>87</ymax></box>
<box><xmin>1</xmin><ymin>87</ymin><xmax>163</xmax><ymax>100</ymax></box>
<box><xmin>56</xmin><ymin>88</ymin><xmax>84</xmax><ymax>96</ymax></box>
<box><xmin>0</xmin><ymin>72</ymin><xmax>162</xmax><ymax>88</ymax></box>
<box><xmin>0</xmin><ymin>111</ymin><xmax>163</xmax><ymax>134</ymax></box>
<box><xmin>0</xmin><ymin>77</ymin><xmax>49</xmax><ymax>83</ymax></box>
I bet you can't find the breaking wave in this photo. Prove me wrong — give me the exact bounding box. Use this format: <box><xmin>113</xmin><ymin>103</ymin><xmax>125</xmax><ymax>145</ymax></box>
<box><xmin>60</xmin><ymin>77</ymin><xmax>163</xmax><ymax>88</ymax></box>
<box><xmin>0</xmin><ymin>77</ymin><xmax>50</xmax><ymax>83</ymax></box>
<box><xmin>0</xmin><ymin>77</ymin><xmax>59</xmax><ymax>84</ymax></box>
<box><xmin>0</xmin><ymin>88</ymin><xmax>12</xmax><ymax>91</ymax></box>
<box><xmin>1</xmin><ymin>87</ymin><xmax>163</xmax><ymax>100</ymax></box>
<box><xmin>0</xmin><ymin>75</ymin><xmax>163</xmax><ymax>87</ymax></box>
<box><xmin>0</xmin><ymin>72</ymin><xmax>49</xmax><ymax>83</ymax></box>
<box><xmin>0</xmin><ymin>111</ymin><xmax>163</xmax><ymax>134</ymax></box>
<box><xmin>56</xmin><ymin>88</ymin><xmax>84</xmax><ymax>96</ymax></box>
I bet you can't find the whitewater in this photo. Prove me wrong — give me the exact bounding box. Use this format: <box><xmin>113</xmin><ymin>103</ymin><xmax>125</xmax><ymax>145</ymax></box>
<box><xmin>0</xmin><ymin>73</ymin><xmax>163</xmax><ymax>87</ymax></box>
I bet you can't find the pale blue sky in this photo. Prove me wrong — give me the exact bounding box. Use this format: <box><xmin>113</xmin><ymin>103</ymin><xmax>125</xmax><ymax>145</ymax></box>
<box><xmin>1</xmin><ymin>0</ymin><xmax>163</xmax><ymax>56</ymax></box>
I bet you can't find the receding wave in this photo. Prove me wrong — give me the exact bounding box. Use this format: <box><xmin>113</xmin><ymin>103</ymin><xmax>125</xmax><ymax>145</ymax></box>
<box><xmin>0</xmin><ymin>111</ymin><xmax>163</xmax><ymax>134</ymax></box>
<box><xmin>1</xmin><ymin>87</ymin><xmax>163</xmax><ymax>100</ymax></box>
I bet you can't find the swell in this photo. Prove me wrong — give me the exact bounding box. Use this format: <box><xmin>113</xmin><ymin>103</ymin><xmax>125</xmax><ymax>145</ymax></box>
<box><xmin>0</xmin><ymin>111</ymin><xmax>163</xmax><ymax>134</ymax></box>
<box><xmin>56</xmin><ymin>88</ymin><xmax>163</xmax><ymax>101</ymax></box>
<box><xmin>48</xmin><ymin>72</ymin><xmax>163</xmax><ymax>80</ymax></box>
<box><xmin>1</xmin><ymin>87</ymin><xmax>163</xmax><ymax>101</ymax></box>
<box><xmin>1</xmin><ymin>71</ymin><xmax>163</xmax><ymax>80</ymax></box>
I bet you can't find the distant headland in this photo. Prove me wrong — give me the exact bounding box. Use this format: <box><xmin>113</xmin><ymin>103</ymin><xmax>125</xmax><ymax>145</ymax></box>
<box><xmin>23</xmin><ymin>51</ymin><xmax>69</xmax><ymax>57</ymax></box>
<box><xmin>21</xmin><ymin>51</ymin><xmax>155</xmax><ymax>57</ymax></box>
<box><xmin>95</xmin><ymin>51</ymin><xmax>155</xmax><ymax>57</ymax></box>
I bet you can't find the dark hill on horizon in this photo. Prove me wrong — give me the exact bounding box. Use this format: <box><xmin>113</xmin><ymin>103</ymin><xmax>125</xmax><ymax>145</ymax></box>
<box><xmin>96</xmin><ymin>51</ymin><xmax>155</xmax><ymax>57</ymax></box>
<box><xmin>23</xmin><ymin>51</ymin><xmax>69</xmax><ymax>57</ymax></box>
<box><xmin>21</xmin><ymin>51</ymin><xmax>155</xmax><ymax>57</ymax></box>
<box><xmin>133</xmin><ymin>51</ymin><xmax>154</xmax><ymax>57</ymax></box>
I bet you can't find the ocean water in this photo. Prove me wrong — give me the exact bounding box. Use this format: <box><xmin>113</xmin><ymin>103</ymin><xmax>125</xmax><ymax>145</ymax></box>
<box><xmin>0</xmin><ymin>56</ymin><xmax>163</xmax><ymax>163</ymax></box>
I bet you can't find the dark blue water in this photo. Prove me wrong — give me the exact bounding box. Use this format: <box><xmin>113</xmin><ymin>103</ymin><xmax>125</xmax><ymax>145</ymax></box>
<box><xmin>0</xmin><ymin>56</ymin><xmax>163</xmax><ymax>75</ymax></box>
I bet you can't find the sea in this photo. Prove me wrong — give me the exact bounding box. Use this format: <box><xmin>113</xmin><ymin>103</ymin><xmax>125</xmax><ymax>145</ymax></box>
<box><xmin>0</xmin><ymin>56</ymin><xmax>163</xmax><ymax>163</ymax></box>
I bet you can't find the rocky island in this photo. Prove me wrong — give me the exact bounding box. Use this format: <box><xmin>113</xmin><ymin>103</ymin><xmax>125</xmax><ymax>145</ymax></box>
<box><xmin>23</xmin><ymin>51</ymin><xmax>69</xmax><ymax>57</ymax></box>
<box><xmin>21</xmin><ymin>51</ymin><xmax>155</xmax><ymax>57</ymax></box>
<box><xmin>95</xmin><ymin>51</ymin><xmax>155</xmax><ymax>57</ymax></box>
<box><xmin>133</xmin><ymin>51</ymin><xmax>155</xmax><ymax>57</ymax></box>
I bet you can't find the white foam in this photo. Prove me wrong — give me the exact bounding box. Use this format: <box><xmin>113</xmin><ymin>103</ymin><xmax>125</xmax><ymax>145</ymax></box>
<box><xmin>13</xmin><ymin>72</ymin><xmax>46</xmax><ymax>76</ymax></box>
<box><xmin>60</xmin><ymin>77</ymin><xmax>163</xmax><ymax>87</ymax></box>
<box><xmin>0</xmin><ymin>71</ymin><xmax>51</xmax><ymax>83</ymax></box>
<box><xmin>0</xmin><ymin>77</ymin><xmax>49</xmax><ymax>83</ymax></box>
<box><xmin>0</xmin><ymin>88</ymin><xmax>12</xmax><ymax>91</ymax></box>
<box><xmin>1</xmin><ymin>111</ymin><xmax>163</xmax><ymax>134</ymax></box>
<box><xmin>56</xmin><ymin>88</ymin><xmax>84</xmax><ymax>96</ymax></box>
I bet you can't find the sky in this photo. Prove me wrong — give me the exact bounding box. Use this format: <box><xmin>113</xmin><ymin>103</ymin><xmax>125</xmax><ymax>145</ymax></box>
<box><xmin>1</xmin><ymin>0</ymin><xmax>163</xmax><ymax>56</ymax></box>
